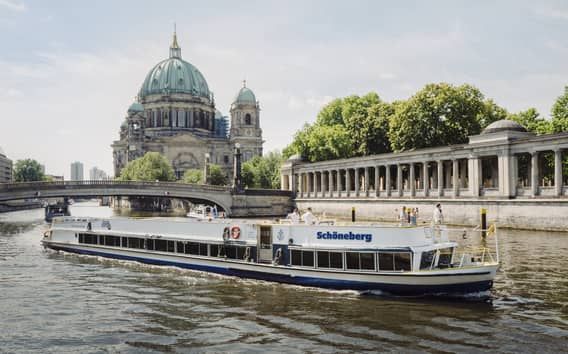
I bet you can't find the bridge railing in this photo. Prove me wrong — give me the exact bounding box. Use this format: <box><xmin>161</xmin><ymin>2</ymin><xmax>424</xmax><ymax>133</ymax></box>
<box><xmin>0</xmin><ymin>180</ymin><xmax>231</xmax><ymax>192</ymax></box>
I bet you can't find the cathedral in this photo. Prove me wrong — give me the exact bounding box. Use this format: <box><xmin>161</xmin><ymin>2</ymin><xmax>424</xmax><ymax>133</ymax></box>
<box><xmin>112</xmin><ymin>32</ymin><xmax>263</xmax><ymax>179</ymax></box>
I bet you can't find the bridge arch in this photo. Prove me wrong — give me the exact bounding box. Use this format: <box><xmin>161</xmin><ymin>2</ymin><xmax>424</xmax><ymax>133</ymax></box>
<box><xmin>0</xmin><ymin>180</ymin><xmax>234</xmax><ymax>215</ymax></box>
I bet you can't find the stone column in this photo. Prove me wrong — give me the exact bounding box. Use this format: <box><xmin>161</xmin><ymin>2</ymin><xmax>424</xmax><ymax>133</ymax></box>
<box><xmin>499</xmin><ymin>152</ymin><xmax>514</xmax><ymax>198</ymax></box>
<box><xmin>346</xmin><ymin>169</ymin><xmax>351</xmax><ymax>197</ymax></box>
<box><xmin>452</xmin><ymin>159</ymin><xmax>459</xmax><ymax>197</ymax></box>
<box><xmin>313</xmin><ymin>172</ymin><xmax>318</xmax><ymax>198</ymax></box>
<box><xmin>337</xmin><ymin>169</ymin><xmax>342</xmax><ymax>197</ymax></box>
<box><xmin>423</xmin><ymin>162</ymin><xmax>429</xmax><ymax>197</ymax></box>
<box><xmin>555</xmin><ymin>149</ymin><xmax>563</xmax><ymax>197</ymax></box>
<box><xmin>386</xmin><ymin>165</ymin><xmax>391</xmax><ymax>197</ymax></box>
<box><xmin>374</xmin><ymin>166</ymin><xmax>380</xmax><ymax>197</ymax></box>
<box><xmin>364</xmin><ymin>167</ymin><xmax>370</xmax><ymax>197</ymax></box>
<box><xmin>410</xmin><ymin>163</ymin><xmax>416</xmax><ymax>197</ymax></box>
<box><xmin>397</xmin><ymin>164</ymin><xmax>403</xmax><ymax>197</ymax></box>
<box><xmin>437</xmin><ymin>160</ymin><xmax>444</xmax><ymax>196</ymax></box>
<box><xmin>531</xmin><ymin>152</ymin><xmax>539</xmax><ymax>197</ymax></box>
<box><xmin>320</xmin><ymin>171</ymin><xmax>326</xmax><ymax>198</ymax></box>
<box><xmin>327</xmin><ymin>170</ymin><xmax>333</xmax><ymax>198</ymax></box>
<box><xmin>354</xmin><ymin>168</ymin><xmax>360</xmax><ymax>197</ymax></box>
<box><xmin>306</xmin><ymin>172</ymin><xmax>312</xmax><ymax>197</ymax></box>
<box><xmin>291</xmin><ymin>173</ymin><xmax>297</xmax><ymax>194</ymax></box>
<box><xmin>299</xmin><ymin>173</ymin><xmax>304</xmax><ymax>198</ymax></box>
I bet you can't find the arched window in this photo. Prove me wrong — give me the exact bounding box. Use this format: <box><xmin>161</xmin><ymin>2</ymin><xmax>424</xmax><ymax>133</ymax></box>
<box><xmin>245</xmin><ymin>113</ymin><xmax>251</xmax><ymax>125</ymax></box>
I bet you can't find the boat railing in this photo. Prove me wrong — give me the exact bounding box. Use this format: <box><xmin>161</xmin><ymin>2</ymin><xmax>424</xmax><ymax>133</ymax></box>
<box><xmin>445</xmin><ymin>224</ymin><xmax>500</xmax><ymax>266</ymax></box>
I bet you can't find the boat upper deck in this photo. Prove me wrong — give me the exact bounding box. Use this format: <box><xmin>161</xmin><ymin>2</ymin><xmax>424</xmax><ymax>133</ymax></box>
<box><xmin>51</xmin><ymin>216</ymin><xmax>451</xmax><ymax>250</ymax></box>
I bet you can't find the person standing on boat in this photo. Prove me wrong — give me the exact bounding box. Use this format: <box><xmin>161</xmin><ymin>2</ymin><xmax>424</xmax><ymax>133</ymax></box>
<box><xmin>433</xmin><ymin>203</ymin><xmax>444</xmax><ymax>224</ymax></box>
<box><xmin>302</xmin><ymin>207</ymin><xmax>318</xmax><ymax>225</ymax></box>
<box><xmin>287</xmin><ymin>208</ymin><xmax>301</xmax><ymax>224</ymax></box>
<box><xmin>399</xmin><ymin>206</ymin><xmax>407</xmax><ymax>225</ymax></box>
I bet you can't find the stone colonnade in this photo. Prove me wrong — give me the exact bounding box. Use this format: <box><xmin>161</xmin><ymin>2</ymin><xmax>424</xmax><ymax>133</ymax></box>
<box><xmin>281</xmin><ymin>143</ymin><xmax>568</xmax><ymax>200</ymax></box>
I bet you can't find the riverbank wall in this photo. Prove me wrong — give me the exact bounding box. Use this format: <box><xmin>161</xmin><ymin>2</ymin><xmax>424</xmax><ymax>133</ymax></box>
<box><xmin>296</xmin><ymin>198</ymin><xmax>568</xmax><ymax>231</ymax></box>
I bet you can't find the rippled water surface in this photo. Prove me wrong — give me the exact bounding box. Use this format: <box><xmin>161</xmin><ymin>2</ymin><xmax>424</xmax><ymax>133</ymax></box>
<box><xmin>1</xmin><ymin>202</ymin><xmax>567</xmax><ymax>353</ymax></box>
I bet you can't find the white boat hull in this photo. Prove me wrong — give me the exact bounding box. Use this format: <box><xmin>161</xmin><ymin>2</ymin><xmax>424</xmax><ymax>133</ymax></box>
<box><xmin>43</xmin><ymin>240</ymin><xmax>497</xmax><ymax>295</ymax></box>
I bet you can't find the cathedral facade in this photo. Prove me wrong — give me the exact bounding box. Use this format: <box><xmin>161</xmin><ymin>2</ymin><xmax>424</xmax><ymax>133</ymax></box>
<box><xmin>112</xmin><ymin>32</ymin><xmax>263</xmax><ymax>179</ymax></box>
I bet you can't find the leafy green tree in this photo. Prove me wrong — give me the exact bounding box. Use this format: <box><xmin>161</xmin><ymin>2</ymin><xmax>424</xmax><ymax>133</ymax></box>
<box><xmin>389</xmin><ymin>83</ymin><xmax>485</xmax><ymax>151</ymax></box>
<box><xmin>242</xmin><ymin>151</ymin><xmax>283</xmax><ymax>189</ymax></box>
<box><xmin>118</xmin><ymin>152</ymin><xmax>175</xmax><ymax>181</ymax></box>
<box><xmin>13</xmin><ymin>159</ymin><xmax>45</xmax><ymax>182</ymax></box>
<box><xmin>183</xmin><ymin>169</ymin><xmax>203</xmax><ymax>184</ymax></box>
<box><xmin>316</xmin><ymin>98</ymin><xmax>344</xmax><ymax>126</ymax></box>
<box><xmin>208</xmin><ymin>164</ymin><xmax>228</xmax><ymax>186</ymax></box>
<box><xmin>508</xmin><ymin>108</ymin><xmax>552</xmax><ymax>135</ymax></box>
<box><xmin>481</xmin><ymin>99</ymin><xmax>509</xmax><ymax>128</ymax></box>
<box><xmin>341</xmin><ymin>93</ymin><xmax>392</xmax><ymax>155</ymax></box>
<box><xmin>551</xmin><ymin>85</ymin><xmax>568</xmax><ymax>132</ymax></box>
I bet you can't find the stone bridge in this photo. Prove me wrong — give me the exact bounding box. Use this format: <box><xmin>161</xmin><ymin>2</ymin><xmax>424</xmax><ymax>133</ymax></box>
<box><xmin>0</xmin><ymin>180</ymin><xmax>293</xmax><ymax>217</ymax></box>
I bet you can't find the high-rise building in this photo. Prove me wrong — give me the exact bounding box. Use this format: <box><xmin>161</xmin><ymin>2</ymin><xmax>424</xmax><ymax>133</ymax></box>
<box><xmin>70</xmin><ymin>161</ymin><xmax>84</xmax><ymax>181</ymax></box>
<box><xmin>89</xmin><ymin>167</ymin><xmax>108</xmax><ymax>180</ymax></box>
<box><xmin>0</xmin><ymin>147</ymin><xmax>12</xmax><ymax>183</ymax></box>
<box><xmin>111</xmin><ymin>31</ymin><xmax>263</xmax><ymax>179</ymax></box>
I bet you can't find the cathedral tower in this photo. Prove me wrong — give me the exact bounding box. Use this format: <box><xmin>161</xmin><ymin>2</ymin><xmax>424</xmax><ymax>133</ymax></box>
<box><xmin>229</xmin><ymin>81</ymin><xmax>263</xmax><ymax>162</ymax></box>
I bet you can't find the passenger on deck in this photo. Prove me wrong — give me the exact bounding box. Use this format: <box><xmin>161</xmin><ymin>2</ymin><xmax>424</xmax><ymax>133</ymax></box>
<box><xmin>301</xmin><ymin>207</ymin><xmax>319</xmax><ymax>225</ymax></box>
<box><xmin>286</xmin><ymin>208</ymin><xmax>301</xmax><ymax>224</ymax></box>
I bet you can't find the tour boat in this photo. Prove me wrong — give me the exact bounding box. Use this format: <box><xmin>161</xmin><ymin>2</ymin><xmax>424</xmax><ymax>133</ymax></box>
<box><xmin>41</xmin><ymin>217</ymin><xmax>499</xmax><ymax>296</ymax></box>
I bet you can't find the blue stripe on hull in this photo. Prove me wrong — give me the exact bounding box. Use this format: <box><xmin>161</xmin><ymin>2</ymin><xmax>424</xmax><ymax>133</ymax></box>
<box><xmin>46</xmin><ymin>244</ymin><xmax>493</xmax><ymax>296</ymax></box>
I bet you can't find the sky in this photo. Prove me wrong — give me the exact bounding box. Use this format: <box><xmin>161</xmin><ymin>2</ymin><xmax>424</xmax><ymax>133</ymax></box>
<box><xmin>1</xmin><ymin>0</ymin><xmax>568</xmax><ymax>179</ymax></box>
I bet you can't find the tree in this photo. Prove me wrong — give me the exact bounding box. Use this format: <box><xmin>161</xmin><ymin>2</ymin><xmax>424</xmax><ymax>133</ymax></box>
<box><xmin>316</xmin><ymin>98</ymin><xmax>344</xmax><ymax>126</ymax></box>
<box><xmin>208</xmin><ymin>164</ymin><xmax>228</xmax><ymax>186</ymax></box>
<box><xmin>341</xmin><ymin>93</ymin><xmax>392</xmax><ymax>156</ymax></box>
<box><xmin>183</xmin><ymin>169</ymin><xmax>203</xmax><ymax>184</ymax></box>
<box><xmin>242</xmin><ymin>151</ymin><xmax>283</xmax><ymax>189</ymax></box>
<box><xmin>118</xmin><ymin>152</ymin><xmax>175</xmax><ymax>181</ymax></box>
<box><xmin>481</xmin><ymin>99</ymin><xmax>509</xmax><ymax>128</ymax></box>
<box><xmin>13</xmin><ymin>159</ymin><xmax>45</xmax><ymax>182</ymax></box>
<box><xmin>508</xmin><ymin>108</ymin><xmax>552</xmax><ymax>135</ymax></box>
<box><xmin>551</xmin><ymin>85</ymin><xmax>568</xmax><ymax>133</ymax></box>
<box><xmin>389</xmin><ymin>83</ymin><xmax>485</xmax><ymax>152</ymax></box>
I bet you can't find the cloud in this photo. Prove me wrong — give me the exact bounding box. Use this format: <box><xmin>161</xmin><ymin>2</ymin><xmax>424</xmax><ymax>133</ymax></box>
<box><xmin>0</xmin><ymin>0</ymin><xmax>26</xmax><ymax>12</ymax></box>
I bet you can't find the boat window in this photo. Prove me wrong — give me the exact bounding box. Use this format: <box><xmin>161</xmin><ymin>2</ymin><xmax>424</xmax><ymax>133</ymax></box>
<box><xmin>378</xmin><ymin>252</ymin><xmax>412</xmax><ymax>271</ymax></box>
<box><xmin>102</xmin><ymin>235</ymin><xmax>120</xmax><ymax>247</ymax></box>
<box><xmin>185</xmin><ymin>242</ymin><xmax>199</xmax><ymax>255</ymax></box>
<box><xmin>317</xmin><ymin>251</ymin><xmax>330</xmax><ymax>268</ymax></box>
<box><xmin>420</xmin><ymin>250</ymin><xmax>436</xmax><ymax>270</ymax></box>
<box><xmin>378</xmin><ymin>253</ymin><xmax>394</xmax><ymax>271</ymax></box>
<box><xmin>167</xmin><ymin>241</ymin><xmax>175</xmax><ymax>253</ymax></box>
<box><xmin>210</xmin><ymin>244</ymin><xmax>219</xmax><ymax>257</ymax></box>
<box><xmin>147</xmin><ymin>239</ymin><xmax>155</xmax><ymax>251</ymax></box>
<box><xmin>394</xmin><ymin>253</ymin><xmax>412</xmax><ymax>271</ymax></box>
<box><xmin>330</xmin><ymin>252</ymin><xmax>343</xmax><ymax>269</ymax></box>
<box><xmin>200</xmin><ymin>243</ymin><xmax>208</xmax><ymax>256</ymax></box>
<box><xmin>155</xmin><ymin>239</ymin><xmax>167</xmax><ymax>252</ymax></box>
<box><xmin>176</xmin><ymin>241</ymin><xmax>185</xmax><ymax>253</ymax></box>
<box><xmin>346</xmin><ymin>252</ymin><xmax>359</xmax><ymax>270</ymax></box>
<box><xmin>291</xmin><ymin>249</ymin><xmax>314</xmax><ymax>267</ymax></box>
<box><xmin>127</xmin><ymin>237</ymin><xmax>144</xmax><ymax>249</ymax></box>
<box><xmin>303</xmin><ymin>250</ymin><xmax>314</xmax><ymax>267</ymax></box>
<box><xmin>78</xmin><ymin>233</ymin><xmax>98</xmax><ymax>245</ymax></box>
<box><xmin>121</xmin><ymin>237</ymin><xmax>127</xmax><ymax>248</ymax></box>
<box><xmin>346</xmin><ymin>252</ymin><xmax>376</xmax><ymax>271</ymax></box>
<box><xmin>360</xmin><ymin>253</ymin><xmax>375</xmax><ymax>270</ymax></box>
<box><xmin>225</xmin><ymin>246</ymin><xmax>237</xmax><ymax>259</ymax></box>
<box><xmin>291</xmin><ymin>250</ymin><xmax>302</xmax><ymax>266</ymax></box>
<box><xmin>437</xmin><ymin>248</ymin><xmax>453</xmax><ymax>268</ymax></box>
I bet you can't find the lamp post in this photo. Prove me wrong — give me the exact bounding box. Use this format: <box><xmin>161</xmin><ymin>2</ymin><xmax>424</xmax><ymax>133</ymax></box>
<box><xmin>233</xmin><ymin>143</ymin><xmax>243</xmax><ymax>192</ymax></box>
<box><xmin>203</xmin><ymin>153</ymin><xmax>210</xmax><ymax>184</ymax></box>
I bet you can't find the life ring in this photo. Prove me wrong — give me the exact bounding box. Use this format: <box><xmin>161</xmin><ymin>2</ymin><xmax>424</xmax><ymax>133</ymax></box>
<box><xmin>222</xmin><ymin>227</ymin><xmax>230</xmax><ymax>241</ymax></box>
<box><xmin>230</xmin><ymin>225</ymin><xmax>241</xmax><ymax>239</ymax></box>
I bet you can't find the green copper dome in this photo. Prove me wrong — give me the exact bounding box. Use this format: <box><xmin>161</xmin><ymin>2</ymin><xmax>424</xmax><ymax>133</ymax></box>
<box><xmin>138</xmin><ymin>33</ymin><xmax>210</xmax><ymax>99</ymax></box>
<box><xmin>234</xmin><ymin>83</ymin><xmax>256</xmax><ymax>104</ymax></box>
<box><xmin>128</xmin><ymin>102</ymin><xmax>144</xmax><ymax>113</ymax></box>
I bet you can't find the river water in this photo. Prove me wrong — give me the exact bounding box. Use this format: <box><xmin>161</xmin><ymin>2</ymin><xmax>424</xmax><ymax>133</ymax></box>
<box><xmin>0</xmin><ymin>202</ymin><xmax>567</xmax><ymax>353</ymax></box>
